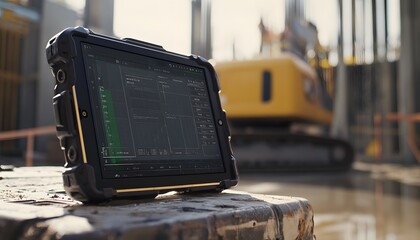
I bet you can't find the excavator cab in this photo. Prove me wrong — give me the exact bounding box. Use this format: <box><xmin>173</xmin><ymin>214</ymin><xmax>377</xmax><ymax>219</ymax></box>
<box><xmin>216</xmin><ymin>54</ymin><xmax>332</xmax><ymax>126</ymax></box>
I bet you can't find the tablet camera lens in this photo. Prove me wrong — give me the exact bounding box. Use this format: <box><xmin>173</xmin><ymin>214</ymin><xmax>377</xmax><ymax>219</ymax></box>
<box><xmin>67</xmin><ymin>145</ymin><xmax>77</xmax><ymax>163</ymax></box>
<box><xmin>56</xmin><ymin>69</ymin><xmax>66</xmax><ymax>83</ymax></box>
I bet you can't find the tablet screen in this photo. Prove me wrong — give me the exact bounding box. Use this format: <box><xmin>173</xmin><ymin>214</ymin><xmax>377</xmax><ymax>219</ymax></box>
<box><xmin>81</xmin><ymin>43</ymin><xmax>225</xmax><ymax>178</ymax></box>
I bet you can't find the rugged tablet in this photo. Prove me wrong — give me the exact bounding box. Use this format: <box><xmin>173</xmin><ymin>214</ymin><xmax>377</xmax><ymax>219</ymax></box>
<box><xmin>46</xmin><ymin>27</ymin><xmax>238</xmax><ymax>202</ymax></box>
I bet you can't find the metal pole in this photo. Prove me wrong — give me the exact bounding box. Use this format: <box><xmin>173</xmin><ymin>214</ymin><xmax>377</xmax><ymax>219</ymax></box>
<box><xmin>384</xmin><ymin>0</ymin><xmax>388</xmax><ymax>58</ymax></box>
<box><xmin>352</xmin><ymin>0</ymin><xmax>356</xmax><ymax>62</ymax></box>
<box><xmin>84</xmin><ymin>0</ymin><xmax>114</xmax><ymax>36</ymax></box>
<box><xmin>331</xmin><ymin>0</ymin><xmax>349</xmax><ymax>139</ymax></box>
<box><xmin>372</xmin><ymin>0</ymin><xmax>378</xmax><ymax>62</ymax></box>
<box><xmin>191</xmin><ymin>0</ymin><xmax>212</xmax><ymax>59</ymax></box>
<box><xmin>398</xmin><ymin>0</ymin><xmax>416</xmax><ymax>163</ymax></box>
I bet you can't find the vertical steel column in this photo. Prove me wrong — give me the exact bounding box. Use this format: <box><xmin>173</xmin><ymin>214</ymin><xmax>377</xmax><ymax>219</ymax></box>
<box><xmin>384</xmin><ymin>0</ymin><xmax>388</xmax><ymax>56</ymax></box>
<box><xmin>372</xmin><ymin>0</ymin><xmax>378</xmax><ymax>62</ymax></box>
<box><xmin>191</xmin><ymin>0</ymin><xmax>212</xmax><ymax>59</ymax></box>
<box><xmin>285</xmin><ymin>0</ymin><xmax>306</xmax><ymax>25</ymax></box>
<box><xmin>398</xmin><ymin>0</ymin><xmax>419</xmax><ymax>163</ymax></box>
<box><xmin>372</xmin><ymin>0</ymin><xmax>382</xmax><ymax>159</ymax></box>
<box><xmin>352</xmin><ymin>0</ymin><xmax>356</xmax><ymax>61</ymax></box>
<box><xmin>0</xmin><ymin>27</ymin><xmax>6</xmax><ymax>131</ymax></box>
<box><xmin>331</xmin><ymin>0</ymin><xmax>349</xmax><ymax>139</ymax></box>
<box><xmin>379</xmin><ymin>0</ymin><xmax>395</xmax><ymax>159</ymax></box>
<box><xmin>84</xmin><ymin>0</ymin><xmax>114</xmax><ymax>36</ymax></box>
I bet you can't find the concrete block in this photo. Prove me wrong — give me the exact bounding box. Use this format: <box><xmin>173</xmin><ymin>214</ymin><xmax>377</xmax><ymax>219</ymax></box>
<box><xmin>0</xmin><ymin>167</ymin><xmax>314</xmax><ymax>240</ymax></box>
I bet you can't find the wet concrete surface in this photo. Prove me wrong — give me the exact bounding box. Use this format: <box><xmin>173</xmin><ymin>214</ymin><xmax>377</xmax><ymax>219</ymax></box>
<box><xmin>235</xmin><ymin>161</ymin><xmax>420</xmax><ymax>240</ymax></box>
<box><xmin>0</xmin><ymin>167</ymin><xmax>315</xmax><ymax>239</ymax></box>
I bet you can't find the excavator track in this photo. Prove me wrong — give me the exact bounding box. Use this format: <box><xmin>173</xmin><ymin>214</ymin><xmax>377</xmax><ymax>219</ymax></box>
<box><xmin>231</xmin><ymin>132</ymin><xmax>354</xmax><ymax>171</ymax></box>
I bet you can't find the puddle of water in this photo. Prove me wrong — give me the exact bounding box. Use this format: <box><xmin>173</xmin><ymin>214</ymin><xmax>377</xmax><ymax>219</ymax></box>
<box><xmin>236</xmin><ymin>163</ymin><xmax>420</xmax><ymax>240</ymax></box>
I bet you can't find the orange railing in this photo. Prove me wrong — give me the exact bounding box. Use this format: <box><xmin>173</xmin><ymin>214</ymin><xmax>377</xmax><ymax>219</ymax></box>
<box><xmin>374</xmin><ymin>113</ymin><xmax>420</xmax><ymax>164</ymax></box>
<box><xmin>0</xmin><ymin>126</ymin><xmax>56</xmax><ymax>166</ymax></box>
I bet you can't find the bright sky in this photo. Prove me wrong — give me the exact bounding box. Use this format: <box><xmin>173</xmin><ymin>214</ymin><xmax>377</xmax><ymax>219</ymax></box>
<box><xmin>211</xmin><ymin>0</ymin><xmax>285</xmax><ymax>60</ymax></box>
<box><xmin>114</xmin><ymin>0</ymin><xmax>191</xmax><ymax>55</ymax></box>
<box><xmin>112</xmin><ymin>0</ymin><xmax>345</xmax><ymax>62</ymax></box>
<box><xmin>113</xmin><ymin>0</ymin><xmax>286</xmax><ymax>60</ymax></box>
<box><xmin>65</xmin><ymin>0</ymin><xmax>400</xmax><ymax>63</ymax></box>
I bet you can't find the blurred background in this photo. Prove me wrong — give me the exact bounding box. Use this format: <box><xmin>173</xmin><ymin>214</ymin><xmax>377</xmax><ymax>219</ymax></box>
<box><xmin>0</xmin><ymin>0</ymin><xmax>419</xmax><ymax>239</ymax></box>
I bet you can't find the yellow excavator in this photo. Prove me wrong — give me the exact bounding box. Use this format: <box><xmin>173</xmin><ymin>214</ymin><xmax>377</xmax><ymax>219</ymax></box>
<box><xmin>214</xmin><ymin>20</ymin><xmax>354</xmax><ymax>171</ymax></box>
